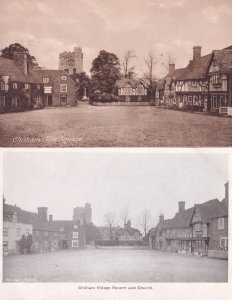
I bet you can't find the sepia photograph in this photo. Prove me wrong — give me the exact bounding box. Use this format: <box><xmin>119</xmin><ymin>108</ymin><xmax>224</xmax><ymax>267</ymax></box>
<box><xmin>2</xmin><ymin>151</ymin><xmax>229</xmax><ymax>283</ymax></box>
<box><xmin>0</xmin><ymin>0</ymin><xmax>232</xmax><ymax>147</ymax></box>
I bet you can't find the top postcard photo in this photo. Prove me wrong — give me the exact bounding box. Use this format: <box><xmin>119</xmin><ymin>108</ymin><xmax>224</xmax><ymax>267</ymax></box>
<box><xmin>0</xmin><ymin>0</ymin><xmax>232</xmax><ymax>147</ymax></box>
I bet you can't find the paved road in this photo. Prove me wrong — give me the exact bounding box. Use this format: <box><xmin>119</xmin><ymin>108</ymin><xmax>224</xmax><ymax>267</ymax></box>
<box><xmin>3</xmin><ymin>248</ymin><xmax>228</xmax><ymax>282</ymax></box>
<box><xmin>0</xmin><ymin>104</ymin><xmax>232</xmax><ymax>147</ymax></box>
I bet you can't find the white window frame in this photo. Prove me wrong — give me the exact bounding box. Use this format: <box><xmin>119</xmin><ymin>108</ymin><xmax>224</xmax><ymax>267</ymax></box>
<box><xmin>0</xmin><ymin>96</ymin><xmax>5</xmax><ymax>107</ymax></box>
<box><xmin>74</xmin><ymin>225</ymin><xmax>78</xmax><ymax>229</ymax></box>
<box><xmin>12</xmin><ymin>97</ymin><xmax>18</xmax><ymax>107</ymax></box>
<box><xmin>44</xmin><ymin>241</ymin><xmax>48</xmax><ymax>248</ymax></box>
<box><xmin>44</xmin><ymin>231</ymin><xmax>49</xmax><ymax>236</ymax></box>
<box><xmin>60</xmin><ymin>84</ymin><xmax>67</xmax><ymax>92</ymax></box>
<box><xmin>218</xmin><ymin>218</ymin><xmax>224</xmax><ymax>230</ymax></box>
<box><xmin>37</xmin><ymin>84</ymin><xmax>41</xmax><ymax>90</ymax></box>
<box><xmin>25</xmin><ymin>83</ymin><xmax>29</xmax><ymax>90</ymax></box>
<box><xmin>13</xmin><ymin>82</ymin><xmax>18</xmax><ymax>89</ymax></box>
<box><xmin>61</xmin><ymin>76</ymin><xmax>67</xmax><ymax>81</ymax></box>
<box><xmin>43</xmin><ymin>77</ymin><xmax>49</xmax><ymax>83</ymax></box>
<box><xmin>73</xmin><ymin>232</ymin><xmax>78</xmax><ymax>238</ymax></box>
<box><xmin>220</xmin><ymin>237</ymin><xmax>228</xmax><ymax>250</ymax></box>
<box><xmin>0</xmin><ymin>81</ymin><xmax>6</xmax><ymax>90</ymax></box>
<box><xmin>72</xmin><ymin>240</ymin><xmax>79</xmax><ymax>247</ymax></box>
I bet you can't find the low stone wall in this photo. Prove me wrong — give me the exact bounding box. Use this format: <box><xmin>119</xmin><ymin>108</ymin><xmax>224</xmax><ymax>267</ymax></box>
<box><xmin>208</xmin><ymin>250</ymin><xmax>228</xmax><ymax>259</ymax></box>
<box><xmin>91</xmin><ymin>101</ymin><xmax>152</xmax><ymax>106</ymax></box>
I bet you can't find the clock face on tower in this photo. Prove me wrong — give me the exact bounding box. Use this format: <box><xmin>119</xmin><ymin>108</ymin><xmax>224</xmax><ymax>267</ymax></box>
<box><xmin>67</xmin><ymin>59</ymin><xmax>74</xmax><ymax>66</ymax></box>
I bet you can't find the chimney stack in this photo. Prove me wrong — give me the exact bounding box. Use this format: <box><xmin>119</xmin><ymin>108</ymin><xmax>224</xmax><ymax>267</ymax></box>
<box><xmin>159</xmin><ymin>214</ymin><xmax>164</xmax><ymax>223</ymax></box>
<box><xmin>124</xmin><ymin>220</ymin><xmax>131</xmax><ymax>229</ymax></box>
<box><xmin>169</xmin><ymin>63</ymin><xmax>175</xmax><ymax>75</ymax></box>
<box><xmin>13</xmin><ymin>52</ymin><xmax>28</xmax><ymax>75</ymax></box>
<box><xmin>38</xmin><ymin>207</ymin><xmax>48</xmax><ymax>222</ymax></box>
<box><xmin>225</xmin><ymin>181</ymin><xmax>229</xmax><ymax>202</ymax></box>
<box><xmin>49</xmin><ymin>214</ymin><xmax>53</xmax><ymax>222</ymax></box>
<box><xmin>193</xmin><ymin>46</ymin><xmax>201</xmax><ymax>61</ymax></box>
<box><xmin>178</xmin><ymin>201</ymin><xmax>185</xmax><ymax>213</ymax></box>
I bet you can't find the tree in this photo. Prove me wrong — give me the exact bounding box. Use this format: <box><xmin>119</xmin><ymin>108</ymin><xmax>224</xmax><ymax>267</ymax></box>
<box><xmin>71</xmin><ymin>72</ymin><xmax>91</xmax><ymax>99</ymax></box>
<box><xmin>137</xmin><ymin>209</ymin><xmax>151</xmax><ymax>236</ymax></box>
<box><xmin>120</xmin><ymin>207</ymin><xmax>129</xmax><ymax>226</ymax></box>
<box><xmin>104</xmin><ymin>212</ymin><xmax>116</xmax><ymax>240</ymax></box>
<box><xmin>144</xmin><ymin>50</ymin><xmax>157</xmax><ymax>100</ymax></box>
<box><xmin>90</xmin><ymin>50</ymin><xmax>121</xmax><ymax>94</ymax></box>
<box><xmin>122</xmin><ymin>50</ymin><xmax>136</xmax><ymax>78</ymax></box>
<box><xmin>1</xmin><ymin>43</ymin><xmax>38</xmax><ymax>67</ymax></box>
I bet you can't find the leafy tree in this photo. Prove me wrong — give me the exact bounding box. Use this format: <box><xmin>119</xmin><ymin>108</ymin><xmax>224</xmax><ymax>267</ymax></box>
<box><xmin>71</xmin><ymin>72</ymin><xmax>91</xmax><ymax>99</ymax></box>
<box><xmin>1</xmin><ymin>43</ymin><xmax>38</xmax><ymax>67</ymax></box>
<box><xmin>90</xmin><ymin>50</ymin><xmax>121</xmax><ymax>94</ymax></box>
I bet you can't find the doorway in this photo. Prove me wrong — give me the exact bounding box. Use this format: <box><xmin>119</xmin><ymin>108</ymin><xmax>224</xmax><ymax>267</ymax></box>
<box><xmin>48</xmin><ymin>95</ymin><xmax>52</xmax><ymax>106</ymax></box>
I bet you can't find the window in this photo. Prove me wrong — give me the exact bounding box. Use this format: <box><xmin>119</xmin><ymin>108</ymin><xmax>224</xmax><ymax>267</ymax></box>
<box><xmin>212</xmin><ymin>74</ymin><xmax>221</xmax><ymax>84</ymax></box>
<box><xmin>73</xmin><ymin>232</ymin><xmax>78</xmax><ymax>238</ymax></box>
<box><xmin>12</xmin><ymin>97</ymin><xmax>18</xmax><ymax>107</ymax></box>
<box><xmin>25</xmin><ymin>83</ymin><xmax>29</xmax><ymax>89</ymax></box>
<box><xmin>3</xmin><ymin>227</ymin><xmax>8</xmax><ymax>237</ymax></box>
<box><xmin>0</xmin><ymin>96</ymin><xmax>5</xmax><ymax>107</ymax></box>
<box><xmin>43</xmin><ymin>77</ymin><xmax>49</xmax><ymax>83</ymax></box>
<box><xmin>16</xmin><ymin>228</ymin><xmax>21</xmax><ymax>237</ymax></box>
<box><xmin>54</xmin><ymin>232</ymin><xmax>58</xmax><ymax>237</ymax></box>
<box><xmin>60</xmin><ymin>227</ymin><xmax>64</xmax><ymax>232</ymax></box>
<box><xmin>74</xmin><ymin>225</ymin><xmax>78</xmax><ymax>229</ymax></box>
<box><xmin>0</xmin><ymin>81</ymin><xmax>6</xmax><ymax>90</ymax></box>
<box><xmin>37</xmin><ymin>85</ymin><xmax>41</xmax><ymax>90</ymax></box>
<box><xmin>3</xmin><ymin>241</ymin><xmax>8</xmax><ymax>252</ymax></box>
<box><xmin>35</xmin><ymin>230</ymin><xmax>40</xmax><ymax>236</ymax></box>
<box><xmin>220</xmin><ymin>237</ymin><xmax>228</xmax><ymax>250</ymax></box>
<box><xmin>218</xmin><ymin>218</ymin><xmax>224</xmax><ymax>229</ymax></box>
<box><xmin>60</xmin><ymin>95</ymin><xmax>67</xmax><ymax>103</ymax></box>
<box><xmin>61</xmin><ymin>76</ymin><xmax>67</xmax><ymax>81</ymax></box>
<box><xmin>13</xmin><ymin>82</ymin><xmax>18</xmax><ymax>89</ymax></box>
<box><xmin>44</xmin><ymin>241</ymin><xmax>48</xmax><ymax>248</ymax></box>
<box><xmin>60</xmin><ymin>84</ymin><xmax>67</xmax><ymax>92</ymax></box>
<box><xmin>44</xmin><ymin>231</ymin><xmax>49</xmax><ymax>236</ymax></box>
<box><xmin>72</xmin><ymin>240</ymin><xmax>79</xmax><ymax>247</ymax></box>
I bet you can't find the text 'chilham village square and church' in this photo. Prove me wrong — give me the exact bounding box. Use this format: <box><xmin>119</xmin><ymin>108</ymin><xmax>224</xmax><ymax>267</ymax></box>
<box><xmin>3</xmin><ymin>181</ymin><xmax>228</xmax><ymax>260</ymax></box>
<box><xmin>0</xmin><ymin>43</ymin><xmax>232</xmax><ymax>115</ymax></box>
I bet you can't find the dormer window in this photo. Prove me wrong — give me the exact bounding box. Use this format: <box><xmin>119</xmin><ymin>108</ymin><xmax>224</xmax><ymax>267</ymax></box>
<box><xmin>13</xmin><ymin>82</ymin><xmax>18</xmax><ymax>89</ymax></box>
<box><xmin>43</xmin><ymin>77</ymin><xmax>49</xmax><ymax>83</ymax></box>
<box><xmin>61</xmin><ymin>76</ymin><xmax>67</xmax><ymax>81</ymax></box>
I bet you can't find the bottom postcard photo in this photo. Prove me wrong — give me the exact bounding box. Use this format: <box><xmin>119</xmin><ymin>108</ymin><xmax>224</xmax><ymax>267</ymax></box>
<box><xmin>2</xmin><ymin>151</ymin><xmax>229</xmax><ymax>283</ymax></box>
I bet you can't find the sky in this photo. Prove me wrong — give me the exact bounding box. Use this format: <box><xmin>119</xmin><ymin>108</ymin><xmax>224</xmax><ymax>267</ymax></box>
<box><xmin>0</xmin><ymin>0</ymin><xmax>232</xmax><ymax>76</ymax></box>
<box><xmin>3</xmin><ymin>152</ymin><xmax>229</xmax><ymax>231</ymax></box>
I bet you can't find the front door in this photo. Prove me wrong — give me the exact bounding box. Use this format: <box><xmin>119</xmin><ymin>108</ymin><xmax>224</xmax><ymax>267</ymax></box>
<box><xmin>48</xmin><ymin>95</ymin><xmax>52</xmax><ymax>106</ymax></box>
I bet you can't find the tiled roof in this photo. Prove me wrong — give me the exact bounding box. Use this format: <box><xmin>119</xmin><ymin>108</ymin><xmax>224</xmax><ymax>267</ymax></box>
<box><xmin>0</xmin><ymin>57</ymin><xmax>30</xmax><ymax>83</ymax></box>
<box><xmin>3</xmin><ymin>203</ymin><xmax>60</xmax><ymax>232</ymax></box>
<box><xmin>32</xmin><ymin>69</ymin><xmax>71</xmax><ymax>83</ymax></box>
<box><xmin>117</xmin><ymin>227</ymin><xmax>142</xmax><ymax>236</ymax></box>
<box><xmin>194</xmin><ymin>199</ymin><xmax>221</xmax><ymax>223</ymax></box>
<box><xmin>115</xmin><ymin>78</ymin><xmax>147</xmax><ymax>88</ymax></box>
<box><xmin>213</xmin><ymin>50</ymin><xmax>232</xmax><ymax>74</ymax></box>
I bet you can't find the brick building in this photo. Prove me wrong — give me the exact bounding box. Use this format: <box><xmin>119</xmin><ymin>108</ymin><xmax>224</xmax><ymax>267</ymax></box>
<box><xmin>3</xmin><ymin>199</ymin><xmax>85</xmax><ymax>255</ymax></box>
<box><xmin>32</xmin><ymin>69</ymin><xmax>76</xmax><ymax>107</ymax></box>
<box><xmin>59</xmin><ymin>47</ymin><xmax>83</xmax><ymax>75</ymax></box>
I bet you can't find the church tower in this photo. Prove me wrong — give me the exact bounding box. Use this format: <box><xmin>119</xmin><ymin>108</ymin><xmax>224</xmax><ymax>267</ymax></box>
<box><xmin>58</xmin><ymin>46</ymin><xmax>83</xmax><ymax>75</ymax></box>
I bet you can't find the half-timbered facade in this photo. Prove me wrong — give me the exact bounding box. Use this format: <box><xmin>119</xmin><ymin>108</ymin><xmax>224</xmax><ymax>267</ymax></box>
<box><xmin>162</xmin><ymin>45</ymin><xmax>232</xmax><ymax>112</ymax></box>
<box><xmin>115</xmin><ymin>78</ymin><xmax>148</xmax><ymax>102</ymax></box>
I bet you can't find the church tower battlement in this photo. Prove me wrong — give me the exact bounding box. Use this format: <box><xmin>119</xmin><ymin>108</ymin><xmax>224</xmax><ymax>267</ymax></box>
<box><xmin>59</xmin><ymin>46</ymin><xmax>83</xmax><ymax>75</ymax></box>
